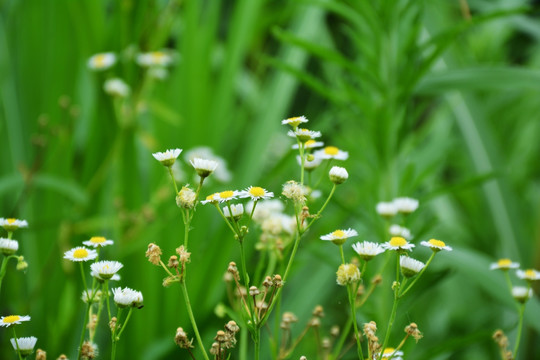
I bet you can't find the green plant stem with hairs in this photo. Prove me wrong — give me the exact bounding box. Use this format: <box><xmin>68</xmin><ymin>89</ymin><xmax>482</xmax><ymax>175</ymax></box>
<box><xmin>0</xmin><ymin>254</ymin><xmax>18</xmax><ymax>295</ymax></box>
<box><xmin>513</xmin><ymin>298</ymin><xmax>527</xmax><ymax>358</ymax></box>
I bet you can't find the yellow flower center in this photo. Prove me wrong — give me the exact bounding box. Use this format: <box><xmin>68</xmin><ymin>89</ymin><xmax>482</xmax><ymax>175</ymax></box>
<box><xmin>332</xmin><ymin>230</ymin><xmax>346</xmax><ymax>239</ymax></box>
<box><xmin>220</xmin><ymin>191</ymin><xmax>234</xmax><ymax>199</ymax></box>
<box><xmin>73</xmin><ymin>248</ymin><xmax>89</xmax><ymax>259</ymax></box>
<box><xmin>90</xmin><ymin>236</ymin><xmax>106</xmax><ymax>244</ymax></box>
<box><xmin>389</xmin><ymin>237</ymin><xmax>407</xmax><ymax>247</ymax></box>
<box><xmin>152</xmin><ymin>52</ymin><xmax>165</xmax><ymax>61</ymax></box>
<box><xmin>324</xmin><ymin>146</ymin><xmax>339</xmax><ymax>156</ymax></box>
<box><xmin>383</xmin><ymin>348</ymin><xmax>395</xmax><ymax>355</ymax></box>
<box><xmin>525</xmin><ymin>269</ymin><xmax>535</xmax><ymax>278</ymax></box>
<box><xmin>7</xmin><ymin>218</ymin><xmax>16</xmax><ymax>224</ymax></box>
<box><xmin>428</xmin><ymin>239</ymin><xmax>446</xmax><ymax>248</ymax></box>
<box><xmin>287</xmin><ymin>116</ymin><xmax>303</xmax><ymax>126</ymax></box>
<box><xmin>249</xmin><ymin>187</ymin><xmax>265</xmax><ymax>197</ymax></box>
<box><xmin>94</xmin><ymin>54</ymin><xmax>107</xmax><ymax>67</ymax></box>
<box><xmin>3</xmin><ymin>315</ymin><xmax>20</xmax><ymax>323</ymax></box>
<box><xmin>497</xmin><ymin>259</ymin><xmax>512</xmax><ymax>267</ymax></box>
<box><xmin>206</xmin><ymin>194</ymin><xmax>216</xmax><ymax>201</ymax></box>
<box><xmin>305</xmin><ymin>139</ymin><xmax>316</xmax><ymax>147</ymax></box>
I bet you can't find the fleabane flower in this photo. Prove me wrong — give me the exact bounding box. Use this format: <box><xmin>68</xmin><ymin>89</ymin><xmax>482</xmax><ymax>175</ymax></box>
<box><xmin>137</xmin><ymin>51</ymin><xmax>173</xmax><ymax>67</ymax></box>
<box><xmin>321</xmin><ymin>229</ymin><xmax>358</xmax><ymax>246</ymax></box>
<box><xmin>152</xmin><ymin>148</ymin><xmax>182</xmax><ymax>167</ymax></box>
<box><xmin>336</xmin><ymin>263</ymin><xmax>360</xmax><ymax>286</ymax></box>
<box><xmin>282</xmin><ymin>181</ymin><xmax>308</xmax><ymax>204</ymax></box>
<box><xmin>393</xmin><ymin>197</ymin><xmax>419</xmax><ymax>214</ymax></box>
<box><xmin>0</xmin><ymin>238</ymin><xmax>19</xmax><ymax>255</ymax></box>
<box><xmin>112</xmin><ymin>287</ymin><xmax>143</xmax><ymax>308</ymax></box>
<box><xmin>329</xmin><ymin>166</ymin><xmax>348</xmax><ymax>185</ymax></box>
<box><xmin>516</xmin><ymin>269</ymin><xmax>540</xmax><ymax>281</ymax></box>
<box><xmin>223</xmin><ymin>204</ymin><xmax>244</xmax><ymax>220</ymax></box>
<box><xmin>376</xmin><ymin>202</ymin><xmax>398</xmax><ymax>217</ymax></box>
<box><xmin>0</xmin><ymin>315</ymin><xmax>31</xmax><ymax>327</ymax></box>
<box><xmin>64</xmin><ymin>247</ymin><xmax>98</xmax><ymax>262</ymax></box>
<box><xmin>389</xmin><ymin>224</ymin><xmax>412</xmax><ymax>239</ymax></box>
<box><xmin>297</xmin><ymin>154</ymin><xmax>323</xmax><ymax>171</ymax></box>
<box><xmin>90</xmin><ymin>261</ymin><xmax>123</xmax><ymax>280</ymax></box>
<box><xmin>190</xmin><ymin>158</ymin><xmax>219</xmax><ymax>178</ymax></box>
<box><xmin>314</xmin><ymin>146</ymin><xmax>349</xmax><ymax>160</ymax></box>
<box><xmin>216</xmin><ymin>190</ymin><xmax>239</xmax><ymax>203</ymax></box>
<box><xmin>512</xmin><ymin>286</ymin><xmax>534</xmax><ymax>303</ymax></box>
<box><xmin>83</xmin><ymin>236</ymin><xmax>114</xmax><ymax>248</ymax></box>
<box><xmin>201</xmin><ymin>193</ymin><xmax>219</xmax><ymax>205</ymax></box>
<box><xmin>239</xmin><ymin>186</ymin><xmax>274</xmax><ymax>201</ymax></box>
<box><xmin>0</xmin><ymin>218</ymin><xmax>28</xmax><ymax>232</ymax></box>
<box><xmin>292</xmin><ymin>139</ymin><xmax>324</xmax><ymax>149</ymax></box>
<box><xmin>104</xmin><ymin>78</ymin><xmax>130</xmax><ymax>97</ymax></box>
<box><xmin>420</xmin><ymin>239</ymin><xmax>452</xmax><ymax>252</ymax></box>
<box><xmin>281</xmin><ymin>115</ymin><xmax>308</xmax><ymax>128</ymax></box>
<box><xmin>400</xmin><ymin>256</ymin><xmax>425</xmax><ymax>277</ymax></box>
<box><xmin>490</xmin><ymin>258</ymin><xmax>520</xmax><ymax>271</ymax></box>
<box><xmin>352</xmin><ymin>241</ymin><xmax>385</xmax><ymax>261</ymax></box>
<box><xmin>87</xmin><ymin>52</ymin><xmax>116</xmax><ymax>70</ymax></box>
<box><xmin>287</xmin><ymin>128</ymin><xmax>322</xmax><ymax>143</ymax></box>
<box><xmin>10</xmin><ymin>336</ymin><xmax>37</xmax><ymax>356</ymax></box>
<box><xmin>176</xmin><ymin>186</ymin><xmax>197</xmax><ymax>209</ymax></box>
<box><xmin>380</xmin><ymin>348</ymin><xmax>404</xmax><ymax>359</ymax></box>
<box><xmin>383</xmin><ymin>236</ymin><xmax>415</xmax><ymax>251</ymax></box>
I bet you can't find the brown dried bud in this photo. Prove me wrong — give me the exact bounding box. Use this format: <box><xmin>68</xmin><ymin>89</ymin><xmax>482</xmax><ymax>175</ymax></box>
<box><xmin>371</xmin><ymin>274</ymin><xmax>383</xmax><ymax>285</ymax></box>
<box><xmin>330</xmin><ymin>325</ymin><xmax>340</xmax><ymax>337</ymax></box>
<box><xmin>225</xmin><ymin>320</ymin><xmax>240</xmax><ymax>334</ymax></box>
<box><xmin>168</xmin><ymin>255</ymin><xmax>179</xmax><ymax>269</ymax></box>
<box><xmin>282</xmin><ymin>312</ymin><xmax>298</xmax><ymax>324</ymax></box>
<box><xmin>308</xmin><ymin>317</ymin><xmax>321</xmax><ymax>327</ymax></box>
<box><xmin>215</xmin><ymin>330</ymin><xmax>227</xmax><ymax>342</ymax></box>
<box><xmin>81</xmin><ymin>341</ymin><xmax>98</xmax><ymax>359</ymax></box>
<box><xmin>405</xmin><ymin>322</ymin><xmax>423</xmax><ymax>342</ymax></box>
<box><xmin>223</xmin><ymin>272</ymin><xmax>233</xmax><ymax>282</ymax></box>
<box><xmin>312</xmin><ymin>305</ymin><xmax>324</xmax><ymax>318</ymax></box>
<box><xmin>357</xmin><ymin>284</ymin><xmax>365</xmax><ymax>297</ymax></box>
<box><xmin>228</xmin><ymin>262</ymin><xmax>238</xmax><ymax>275</ymax></box>
<box><xmin>146</xmin><ymin>243</ymin><xmax>162</xmax><ymax>266</ymax></box>
<box><xmin>57</xmin><ymin>355</ymin><xmax>68</xmax><ymax>360</ymax></box>
<box><xmin>322</xmin><ymin>337</ymin><xmax>331</xmax><ymax>349</ymax></box>
<box><xmin>272</xmin><ymin>274</ymin><xmax>283</xmax><ymax>287</ymax></box>
<box><xmin>36</xmin><ymin>349</ymin><xmax>47</xmax><ymax>360</ymax></box>
<box><xmin>249</xmin><ymin>286</ymin><xmax>260</xmax><ymax>296</ymax></box>
<box><xmin>209</xmin><ymin>342</ymin><xmax>222</xmax><ymax>355</ymax></box>
<box><xmin>262</xmin><ymin>276</ymin><xmax>273</xmax><ymax>288</ymax></box>
<box><xmin>175</xmin><ymin>327</ymin><xmax>194</xmax><ymax>349</ymax></box>
<box><xmin>176</xmin><ymin>245</ymin><xmax>191</xmax><ymax>264</ymax></box>
<box><xmin>109</xmin><ymin>317</ymin><xmax>117</xmax><ymax>332</ymax></box>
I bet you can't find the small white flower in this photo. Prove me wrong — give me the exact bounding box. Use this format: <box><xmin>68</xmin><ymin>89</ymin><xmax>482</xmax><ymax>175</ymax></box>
<box><xmin>10</xmin><ymin>336</ymin><xmax>37</xmax><ymax>356</ymax></box>
<box><xmin>287</xmin><ymin>128</ymin><xmax>322</xmax><ymax>143</ymax></box>
<box><xmin>190</xmin><ymin>158</ymin><xmax>219</xmax><ymax>178</ymax></box>
<box><xmin>104</xmin><ymin>78</ymin><xmax>130</xmax><ymax>97</ymax></box>
<box><xmin>376</xmin><ymin>202</ymin><xmax>398</xmax><ymax>217</ymax></box>
<box><xmin>379</xmin><ymin>348</ymin><xmax>404</xmax><ymax>359</ymax></box>
<box><xmin>239</xmin><ymin>186</ymin><xmax>274</xmax><ymax>201</ymax></box>
<box><xmin>292</xmin><ymin>139</ymin><xmax>324</xmax><ymax>149</ymax></box>
<box><xmin>389</xmin><ymin>225</ymin><xmax>412</xmax><ymax>239</ymax></box>
<box><xmin>512</xmin><ymin>286</ymin><xmax>533</xmax><ymax>303</ymax></box>
<box><xmin>281</xmin><ymin>115</ymin><xmax>308</xmax><ymax>127</ymax></box>
<box><xmin>88</xmin><ymin>52</ymin><xmax>116</xmax><ymax>70</ymax></box>
<box><xmin>0</xmin><ymin>218</ymin><xmax>28</xmax><ymax>232</ymax></box>
<box><xmin>216</xmin><ymin>190</ymin><xmax>240</xmax><ymax>203</ymax></box>
<box><xmin>82</xmin><ymin>289</ymin><xmax>103</xmax><ymax>303</ymax></box>
<box><xmin>383</xmin><ymin>237</ymin><xmax>415</xmax><ymax>251</ymax></box>
<box><xmin>0</xmin><ymin>238</ymin><xmax>19</xmax><ymax>255</ymax></box>
<box><xmin>297</xmin><ymin>154</ymin><xmax>323</xmax><ymax>170</ymax></box>
<box><xmin>400</xmin><ymin>256</ymin><xmax>425</xmax><ymax>277</ymax></box>
<box><xmin>393</xmin><ymin>197</ymin><xmax>419</xmax><ymax>214</ymax></box>
<box><xmin>82</xmin><ymin>236</ymin><xmax>114</xmax><ymax>248</ymax></box>
<box><xmin>420</xmin><ymin>239</ymin><xmax>452</xmax><ymax>252</ymax></box>
<box><xmin>517</xmin><ymin>269</ymin><xmax>540</xmax><ymax>281</ymax></box>
<box><xmin>329</xmin><ymin>166</ymin><xmax>348</xmax><ymax>185</ymax></box>
<box><xmin>490</xmin><ymin>259</ymin><xmax>520</xmax><ymax>271</ymax></box>
<box><xmin>321</xmin><ymin>229</ymin><xmax>358</xmax><ymax>245</ymax></box>
<box><xmin>184</xmin><ymin>147</ymin><xmax>232</xmax><ymax>182</ymax></box>
<box><xmin>282</xmin><ymin>181</ymin><xmax>308</xmax><ymax>204</ymax></box>
<box><xmin>247</xmin><ymin>199</ymin><xmax>285</xmax><ymax>223</ymax></box>
<box><xmin>90</xmin><ymin>261</ymin><xmax>123</xmax><ymax>280</ymax></box>
<box><xmin>90</xmin><ymin>270</ymin><xmax>121</xmax><ymax>282</ymax></box>
<box><xmin>314</xmin><ymin>146</ymin><xmax>349</xmax><ymax>161</ymax></box>
<box><xmin>201</xmin><ymin>193</ymin><xmax>219</xmax><ymax>205</ymax></box>
<box><xmin>112</xmin><ymin>287</ymin><xmax>143</xmax><ymax>308</ymax></box>
<box><xmin>152</xmin><ymin>148</ymin><xmax>182</xmax><ymax>167</ymax></box>
<box><xmin>352</xmin><ymin>241</ymin><xmax>385</xmax><ymax>260</ymax></box>
<box><xmin>64</xmin><ymin>247</ymin><xmax>98</xmax><ymax>262</ymax></box>
<box><xmin>137</xmin><ymin>51</ymin><xmax>173</xmax><ymax>67</ymax></box>
<box><xmin>223</xmin><ymin>204</ymin><xmax>244</xmax><ymax>219</ymax></box>
<box><xmin>0</xmin><ymin>315</ymin><xmax>31</xmax><ymax>327</ymax></box>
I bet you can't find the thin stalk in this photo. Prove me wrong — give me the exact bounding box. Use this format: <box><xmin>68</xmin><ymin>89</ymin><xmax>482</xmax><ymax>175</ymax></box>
<box><xmin>167</xmin><ymin>166</ymin><xmax>179</xmax><ymax>194</ymax></box>
<box><xmin>339</xmin><ymin>245</ymin><xmax>346</xmax><ymax>264</ymax></box>
<box><xmin>503</xmin><ymin>271</ymin><xmax>514</xmax><ymax>294</ymax></box>
<box><xmin>111</xmin><ymin>307</ymin><xmax>123</xmax><ymax>360</ymax></box>
<box><xmin>347</xmin><ymin>284</ymin><xmax>364</xmax><ymax>360</ymax></box>
<box><xmin>0</xmin><ymin>255</ymin><xmax>17</xmax><ymax>295</ymax></box>
<box><xmin>77</xmin><ymin>302</ymin><xmax>91</xmax><ymax>360</ymax></box>
<box><xmin>104</xmin><ymin>281</ymin><xmax>112</xmax><ymax>322</ymax></box>
<box><xmin>304</xmin><ymin>184</ymin><xmax>336</xmax><ymax>232</ymax></box>
<box><xmin>116</xmin><ymin>307</ymin><xmax>134</xmax><ymax>339</ymax></box>
<box><xmin>181</xmin><ymin>281</ymin><xmax>210</xmax><ymax>360</ymax></box>
<box><xmin>399</xmin><ymin>252</ymin><xmax>435</xmax><ymax>298</ymax></box>
<box><xmin>254</xmin><ymin>327</ymin><xmax>261</xmax><ymax>360</ymax></box>
<box><xmin>378</xmin><ymin>290</ymin><xmax>400</xmax><ymax>360</ymax></box>
<box><xmin>12</xmin><ymin>327</ymin><xmax>23</xmax><ymax>360</ymax></box>
<box><xmin>513</xmin><ymin>302</ymin><xmax>526</xmax><ymax>358</ymax></box>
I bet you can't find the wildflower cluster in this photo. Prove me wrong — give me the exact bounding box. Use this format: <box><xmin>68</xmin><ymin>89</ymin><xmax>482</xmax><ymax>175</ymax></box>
<box><xmin>0</xmin><ymin>217</ymin><xmax>29</xmax><ymax>294</ymax></box>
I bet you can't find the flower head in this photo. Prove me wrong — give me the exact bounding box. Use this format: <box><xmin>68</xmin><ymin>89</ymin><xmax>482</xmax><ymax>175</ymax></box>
<box><xmin>0</xmin><ymin>315</ymin><xmax>31</xmax><ymax>327</ymax></box>
<box><xmin>152</xmin><ymin>148</ymin><xmax>182</xmax><ymax>167</ymax></box>
<box><xmin>420</xmin><ymin>239</ymin><xmax>452</xmax><ymax>252</ymax></box>
<box><xmin>297</xmin><ymin>154</ymin><xmax>323</xmax><ymax>171</ymax></box>
<box><xmin>314</xmin><ymin>146</ymin><xmax>349</xmax><ymax>161</ymax></box>
<box><xmin>282</xmin><ymin>181</ymin><xmax>308</xmax><ymax>204</ymax></box>
<box><xmin>64</xmin><ymin>247</ymin><xmax>98</xmax><ymax>262</ymax></box>
<box><xmin>380</xmin><ymin>348</ymin><xmax>404</xmax><ymax>359</ymax></box>
<box><xmin>90</xmin><ymin>261</ymin><xmax>123</xmax><ymax>280</ymax></box>
<box><xmin>176</xmin><ymin>186</ymin><xmax>197</xmax><ymax>209</ymax></box>
<box><xmin>376</xmin><ymin>202</ymin><xmax>398</xmax><ymax>217</ymax></box>
<box><xmin>336</xmin><ymin>263</ymin><xmax>360</xmax><ymax>286</ymax></box>
<box><xmin>104</xmin><ymin>78</ymin><xmax>130</xmax><ymax>97</ymax></box>
<box><xmin>400</xmin><ymin>256</ymin><xmax>425</xmax><ymax>277</ymax></box>
<box><xmin>490</xmin><ymin>259</ymin><xmax>520</xmax><ymax>271</ymax></box>
<box><xmin>10</xmin><ymin>336</ymin><xmax>37</xmax><ymax>356</ymax></box>
<box><xmin>137</xmin><ymin>51</ymin><xmax>173</xmax><ymax>67</ymax></box>
<box><xmin>184</xmin><ymin>147</ymin><xmax>231</xmax><ymax>182</ymax></box>
<box><xmin>329</xmin><ymin>166</ymin><xmax>348</xmax><ymax>185</ymax></box>
<box><xmin>112</xmin><ymin>287</ymin><xmax>144</xmax><ymax>308</ymax></box>
<box><xmin>321</xmin><ymin>229</ymin><xmax>358</xmax><ymax>246</ymax></box>
<box><xmin>223</xmin><ymin>204</ymin><xmax>244</xmax><ymax>220</ymax></box>
<box><xmin>352</xmin><ymin>241</ymin><xmax>385</xmax><ymax>261</ymax></box>
<box><xmin>383</xmin><ymin>237</ymin><xmax>415</xmax><ymax>251</ymax></box>
<box><xmin>512</xmin><ymin>286</ymin><xmax>533</xmax><ymax>303</ymax></box>
<box><xmin>190</xmin><ymin>158</ymin><xmax>219</xmax><ymax>178</ymax></box>
<box><xmin>389</xmin><ymin>225</ymin><xmax>412</xmax><ymax>239</ymax></box>
<box><xmin>83</xmin><ymin>236</ymin><xmax>114</xmax><ymax>248</ymax></box>
<box><xmin>216</xmin><ymin>190</ymin><xmax>240</xmax><ymax>203</ymax></box>
<box><xmin>239</xmin><ymin>186</ymin><xmax>274</xmax><ymax>201</ymax></box>
<box><xmin>292</xmin><ymin>139</ymin><xmax>324</xmax><ymax>150</ymax></box>
<box><xmin>88</xmin><ymin>52</ymin><xmax>116</xmax><ymax>70</ymax></box>
<box><xmin>281</xmin><ymin>115</ymin><xmax>308</xmax><ymax>128</ymax></box>
<box><xmin>516</xmin><ymin>269</ymin><xmax>540</xmax><ymax>281</ymax></box>
<box><xmin>0</xmin><ymin>218</ymin><xmax>28</xmax><ymax>232</ymax></box>
<box><xmin>0</xmin><ymin>238</ymin><xmax>19</xmax><ymax>255</ymax></box>
<box><xmin>287</xmin><ymin>128</ymin><xmax>322</xmax><ymax>143</ymax></box>
<box><xmin>393</xmin><ymin>197</ymin><xmax>419</xmax><ymax>214</ymax></box>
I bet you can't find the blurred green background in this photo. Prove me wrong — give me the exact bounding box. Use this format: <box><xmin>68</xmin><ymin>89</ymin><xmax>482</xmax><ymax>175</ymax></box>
<box><xmin>1</xmin><ymin>0</ymin><xmax>540</xmax><ymax>359</ymax></box>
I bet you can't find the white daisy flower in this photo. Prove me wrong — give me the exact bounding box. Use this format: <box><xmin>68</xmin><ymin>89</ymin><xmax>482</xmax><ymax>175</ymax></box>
<box><xmin>400</xmin><ymin>256</ymin><xmax>425</xmax><ymax>277</ymax></box>
<box><xmin>81</xmin><ymin>289</ymin><xmax>103</xmax><ymax>303</ymax></box>
<box><xmin>90</xmin><ymin>270</ymin><xmax>120</xmax><ymax>282</ymax></box>
<box><xmin>112</xmin><ymin>287</ymin><xmax>144</xmax><ymax>308</ymax></box>
<box><xmin>247</xmin><ymin>199</ymin><xmax>285</xmax><ymax>222</ymax></box>
<box><xmin>393</xmin><ymin>197</ymin><xmax>419</xmax><ymax>214</ymax></box>
<box><xmin>90</xmin><ymin>261</ymin><xmax>123</xmax><ymax>280</ymax></box>
<box><xmin>10</xmin><ymin>336</ymin><xmax>37</xmax><ymax>356</ymax></box>
<box><xmin>0</xmin><ymin>238</ymin><xmax>19</xmax><ymax>255</ymax></box>
<box><xmin>83</xmin><ymin>236</ymin><xmax>114</xmax><ymax>248</ymax></box>
<box><xmin>281</xmin><ymin>115</ymin><xmax>308</xmax><ymax>127</ymax></box>
<box><xmin>223</xmin><ymin>204</ymin><xmax>244</xmax><ymax>220</ymax></box>
<box><xmin>292</xmin><ymin>139</ymin><xmax>324</xmax><ymax>149</ymax></box>
<box><xmin>517</xmin><ymin>269</ymin><xmax>540</xmax><ymax>281</ymax></box>
<box><xmin>389</xmin><ymin>224</ymin><xmax>412</xmax><ymax>239</ymax></box>
<box><xmin>88</xmin><ymin>52</ymin><xmax>116</xmax><ymax>70</ymax></box>
<box><xmin>352</xmin><ymin>241</ymin><xmax>386</xmax><ymax>261</ymax></box>
<box><xmin>420</xmin><ymin>239</ymin><xmax>452</xmax><ymax>252</ymax></box>
<box><xmin>239</xmin><ymin>186</ymin><xmax>274</xmax><ymax>201</ymax></box>
<box><xmin>282</xmin><ymin>181</ymin><xmax>308</xmax><ymax>204</ymax></box>
<box><xmin>0</xmin><ymin>218</ymin><xmax>28</xmax><ymax>232</ymax></box>
<box><xmin>190</xmin><ymin>158</ymin><xmax>219</xmax><ymax>178</ymax></box>
<box><xmin>104</xmin><ymin>78</ymin><xmax>130</xmax><ymax>97</ymax></box>
<box><xmin>383</xmin><ymin>237</ymin><xmax>415</xmax><ymax>251</ymax></box>
<box><xmin>329</xmin><ymin>166</ymin><xmax>348</xmax><ymax>185</ymax></box>
<box><xmin>136</xmin><ymin>51</ymin><xmax>173</xmax><ymax>67</ymax></box>
<box><xmin>152</xmin><ymin>148</ymin><xmax>182</xmax><ymax>167</ymax></box>
<box><xmin>512</xmin><ymin>286</ymin><xmax>533</xmax><ymax>303</ymax></box>
<box><xmin>376</xmin><ymin>202</ymin><xmax>398</xmax><ymax>217</ymax></box>
<box><xmin>287</xmin><ymin>128</ymin><xmax>322</xmax><ymax>143</ymax></box>
<box><xmin>490</xmin><ymin>259</ymin><xmax>520</xmax><ymax>271</ymax></box>
<box><xmin>297</xmin><ymin>154</ymin><xmax>323</xmax><ymax>171</ymax></box>
<box><xmin>201</xmin><ymin>192</ymin><xmax>220</xmax><ymax>205</ymax></box>
<box><xmin>149</xmin><ymin>67</ymin><xmax>169</xmax><ymax>80</ymax></box>
<box><xmin>184</xmin><ymin>147</ymin><xmax>231</xmax><ymax>183</ymax></box>
<box><xmin>379</xmin><ymin>348</ymin><xmax>404</xmax><ymax>359</ymax></box>
<box><xmin>216</xmin><ymin>190</ymin><xmax>240</xmax><ymax>203</ymax></box>
<box><xmin>0</xmin><ymin>315</ymin><xmax>31</xmax><ymax>327</ymax></box>
<box><xmin>321</xmin><ymin>229</ymin><xmax>358</xmax><ymax>245</ymax></box>
<box><xmin>314</xmin><ymin>146</ymin><xmax>349</xmax><ymax>161</ymax></box>
<box><xmin>63</xmin><ymin>247</ymin><xmax>98</xmax><ymax>262</ymax></box>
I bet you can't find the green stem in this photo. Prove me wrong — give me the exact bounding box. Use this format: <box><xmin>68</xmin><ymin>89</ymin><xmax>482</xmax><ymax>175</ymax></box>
<box><xmin>347</xmin><ymin>284</ymin><xmax>364</xmax><ymax>360</ymax></box>
<box><xmin>181</xmin><ymin>281</ymin><xmax>210</xmax><ymax>360</ymax></box>
<box><xmin>504</xmin><ymin>271</ymin><xmax>514</xmax><ymax>294</ymax></box>
<box><xmin>0</xmin><ymin>255</ymin><xmax>16</xmax><ymax>295</ymax></box>
<box><xmin>513</xmin><ymin>302</ymin><xmax>526</xmax><ymax>358</ymax></box>
<box><xmin>77</xmin><ymin>302</ymin><xmax>91</xmax><ymax>360</ymax></box>
<box><xmin>298</xmin><ymin>141</ymin><xmax>305</xmax><ymax>185</ymax></box>
<box><xmin>12</xmin><ymin>327</ymin><xmax>23</xmax><ymax>360</ymax></box>
<box><xmin>399</xmin><ymin>252</ymin><xmax>435</xmax><ymax>298</ymax></box>
<box><xmin>254</xmin><ymin>327</ymin><xmax>261</xmax><ymax>360</ymax></box>
<box><xmin>239</xmin><ymin>240</ymin><xmax>253</xmax><ymax>317</ymax></box>
<box><xmin>111</xmin><ymin>307</ymin><xmax>123</xmax><ymax>360</ymax></box>
<box><xmin>339</xmin><ymin>245</ymin><xmax>346</xmax><ymax>265</ymax></box>
<box><xmin>167</xmin><ymin>166</ymin><xmax>179</xmax><ymax>195</ymax></box>
<box><xmin>104</xmin><ymin>280</ymin><xmax>112</xmax><ymax>322</ymax></box>
<box><xmin>304</xmin><ymin>184</ymin><xmax>336</xmax><ymax>232</ymax></box>
<box><xmin>379</xmin><ymin>290</ymin><xmax>400</xmax><ymax>360</ymax></box>
<box><xmin>116</xmin><ymin>307</ymin><xmax>134</xmax><ymax>339</ymax></box>
<box><xmin>215</xmin><ymin>204</ymin><xmax>238</xmax><ymax>236</ymax></box>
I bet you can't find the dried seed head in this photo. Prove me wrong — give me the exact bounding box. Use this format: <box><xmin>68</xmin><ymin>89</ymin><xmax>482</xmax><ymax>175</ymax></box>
<box><xmin>256</xmin><ymin>300</ymin><xmax>268</xmax><ymax>310</ymax></box>
<box><xmin>312</xmin><ymin>305</ymin><xmax>324</xmax><ymax>318</ymax></box>
<box><xmin>168</xmin><ymin>255</ymin><xmax>179</xmax><ymax>269</ymax></box>
<box><xmin>300</xmin><ymin>357</ymin><xmax>307</xmax><ymax>360</ymax></box>
<box><xmin>109</xmin><ymin>317</ymin><xmax>117</xmax><ymax>332</ymax></box>
<box><xmin>81</xmin><ymin>341</ymin><xmax>98</xmax><ymax>359</ymax></box>
<box><xmin>234</xmin><ymin>286</ymin><xmax>247</xmax><ymax>297</ymax></box>
<box><xmin>225</xmin><ymin>320</ymin><xmax>240</xmax><ymax>334</ymax></box>
<box><xmin>330</xmin><ymin>325</ymin><xmax>340</xmax><ymax>337</ymax></box>
<box><xmin>88</xmin><ymin>314</ymin><xmax>98</xmax><ymax>332</ymax></box>
<box><xmin>372</xmin><ymin>274</ymin><xmax>383</xmax><ymax>285</ymax></box>
<box><xmin>282</xmin><ymin>312</ymin><xmax>298</xmax><ymax>324</ymax></box>
<box><xmin>493</xmin><ymin>329</ymin><xmax>509</xmax><ymax>350</ymax></box>
<box><xmin>357</xmin><ymin>284</ymin><xmax>365</xmax><ymax>297</ymax></box>
<box><xmin>36</xmin><ymin>349</ymin><xmax>47</xmax><ymax>360</ymax></box>
<box><xmin>309</xmin><ymin>317</ymin><xmax>321</xmax><ymax>327</ymax></box>
<box><xmin>57</xmin><ymin>355</ymin><xmax>68</xmax><ymax>360</ymax></box>
<box><xmin>209</xmin><ymin>342</ymin><xmax>222</xmax><ymax>355</ymax></box>
<box><xmin>163</xmin><ymin>275</ymin><xmax>179</xmax><ymax>287</ymax></box>
<box><xmin>272</xmin><ymin>274</ymin><xmax>283</xmax><ymax>287</ymax></box>
<box><xmin>176</xmin><ymin>186</ymin><xmax>197</xmax><ymax>209</ymax></box>
<box><xmin>282</xmin><ymin>180</ymin><xmax>308</xmax><ymax>204</ymax></box>
<box><xmin>405</xmin><ymin>322</ymin><xmax>423</xmax><ymax>342</ymax></box>
<box><xmin>215</xmin><ymin>330</ymin><xmax>227</xmax><ymax>343</ymax></box>
<box><xmin>263</xmin><ymin>276</ymin><xmax>273</xmax><ymax>288</ymax></box>
<box><xmin>146</xmin><ymin>243</ymin><xmax>162</xmax><ymax>266</ymax></box>
<box><xmin>322</xmin><ymin>337</ymin><xmax>331</xmax><ymax>349</ymax></box>
<box><xmin>176</xmin><ymin>246</ymin><xmax>191</xmax><ymax>264</ymax></box>
<box><xmin>175</xmin><ymin>327</ymin><xmax>194</xmax><ymax>349</ymax></box>
<box><xmin>228</xmin><ymin>262</ymin><xmax>238</xmax><ymax>275</ymax></box>
<box><xmin>223</xmin><ymin>271</ymin><xmax>233</xmax><ymax>282</ymax></box>
<box><xmin>249</xmin><ymin>286</ymin><xmax>260</xmax><ymax>296</ymax></box>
